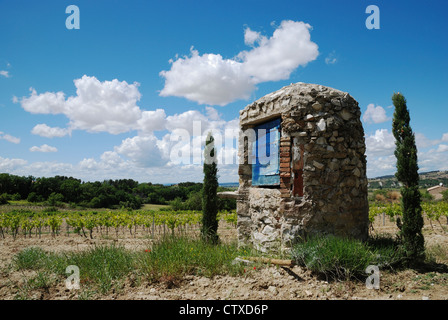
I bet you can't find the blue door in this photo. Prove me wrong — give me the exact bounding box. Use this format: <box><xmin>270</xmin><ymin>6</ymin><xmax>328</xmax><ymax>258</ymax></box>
<box><xmin>252</xmin><ymin>118</ymin><xmax>281</xmax><ymax>186</ymax></box>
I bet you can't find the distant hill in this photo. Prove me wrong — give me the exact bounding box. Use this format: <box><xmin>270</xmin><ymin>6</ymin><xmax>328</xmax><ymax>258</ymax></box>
<box><xmin>368</xmin><ymin>170</ymin><xmax>448</xmax><ymax>189</ymax></box>
<box><xmin>217</xmin><ymin>171</ymin><xmax>448</xmax><ymax>191</ymax></box>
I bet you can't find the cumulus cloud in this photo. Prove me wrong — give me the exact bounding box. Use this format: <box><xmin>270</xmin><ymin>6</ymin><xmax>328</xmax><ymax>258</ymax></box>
<box><xmin>114</xmin><ymin>135</ymin><xmax>166</xmax><ymax>167</ymax></box>
<box><xmin>365</xmin><ymin>130</ymin><xmax>448</xmax><ymax>177</ymax></box>
<box><xmin>437</xmin><ymin>144</ymin><xmax>448</xmax><ymax>153</ymax></box>
<box><xmin>0</xmin><ymin>132</ymin><xmax>20</xmax><ymax>144</ymax></box>
<box><xmin>243</xmin><ymin>27</ymin><xmax>263</xmax><ymax>46</ymax></box>
<box><xmin>239</xmin><ymin>20</ymin><xmax>319</xmax><ymax>83</ymax></box>
<box><xmin>18</xmin><ymin>76</ymin><xmax>143</xmax><ymax>135</ymax></box>
<box><xmin>366</xmin><ymin>155</ymin><xmax>396</xmax><ymax>178</ymax></box>
<box><xmin>159</xmin><ymin>48</ymin><xmax>255</xmax><ymax>106</ymax></box>
<box><xmin>18</xmin><ymin>76</ymin><xmax>198</xmax><ymax>136</ymax></box>
<box><xmin>363</xmin><ymin>104</ymin><xmax>389</xmax><ymax>124</ymax></box>
<box><xmin>165</xmin><ymin>109</ymin><xmax>225</xmax><ymax>135</ymax></box>
<box><xmin>0</xmin><ymin>156</ymin><xmax>27</xmax><ymax>172</ymax></box>
<box><xmin>31</xmin><ymin>124</ymin><xmax>71</xmax><ymax>138</ymax></box>
<box><xmin>19</xmin><ymin>89</ymin><xmax>66</xmax><ymax>114</ymax></box>
<box><xmin>419</xmin><ymin>148</ymin><xmax>448</xmax><ymax>172</ymax></box>
<box><xmin>415</xmin><ymin>133</ymin><xmax>440</xmax><ymax>149</ymax></box>
<box><xmin>30</xmin><ymin>144</ymin><xmax>58</xmax><ymax>153</ymax></box>
<box><xmin>160</xmin><ymin>20</ymin><xmax>319</xmax><ymax>106</ymax></box>
<box><xmin>442</xmin><ymin>133</ymin><xmax>448</xmax><ymax>142</ymax></box>
<box><xmin>136</xmin><ymin>109</ymin><xmax>167</xmax><ymax>133</ymax></box>
<box><xmin>365</xmin><ymin>129</ymin><xmax>395</xmax><ymax>157</ymax></box>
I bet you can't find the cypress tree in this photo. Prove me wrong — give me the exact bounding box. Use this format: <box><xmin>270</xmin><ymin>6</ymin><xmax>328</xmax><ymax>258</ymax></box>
<box><xmin>391</xmin><ymin>92</ymin><xmax>425</xmax><ymax>264</ymax></box>
<box><xmin>201</xmin><ymin>132</ymin><xmax>219</xmax><ymax>244</ymax></box>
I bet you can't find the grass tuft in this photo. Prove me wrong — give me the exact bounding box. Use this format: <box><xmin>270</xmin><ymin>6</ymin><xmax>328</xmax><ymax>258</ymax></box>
<box><xmin>291</xmin><ymin>234</ymin><xmax>407</xmax><ymax>281</ymax></box>
<box><xmin>12</xmin><ymin>236</ymin><xmax>249</xmax><ymax>295</ymax></box>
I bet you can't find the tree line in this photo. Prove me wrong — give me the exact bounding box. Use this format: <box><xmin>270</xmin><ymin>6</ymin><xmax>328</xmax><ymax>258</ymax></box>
<box><xmin>0</xmin><ymin>173</ymin><xmax>236</xmax><ymax>211</ymax></box>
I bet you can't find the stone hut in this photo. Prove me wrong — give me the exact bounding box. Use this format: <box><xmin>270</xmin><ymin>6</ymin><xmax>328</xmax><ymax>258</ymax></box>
<box><xmin>231</xmin><ymin>82</ymin><xmax>369</xmax><ymax>252</ymax></box>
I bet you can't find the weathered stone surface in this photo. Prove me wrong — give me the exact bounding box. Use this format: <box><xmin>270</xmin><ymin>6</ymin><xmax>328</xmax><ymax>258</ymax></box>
<box><xmin>316</xmin><ymin>118</ymin><xmax>326</xmax><ymax>131</ymax></box>
<box><xmin>235</xmin><ymin>82</ymin><xmax>369</xmax><ymax>253</ymax></box>
<box><xmin>312</xmin><ymin>161</ymin><xmax>325</xmax><ymax>170</ymax></box>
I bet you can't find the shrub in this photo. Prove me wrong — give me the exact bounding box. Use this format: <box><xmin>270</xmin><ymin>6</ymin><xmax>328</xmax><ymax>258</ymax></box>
<box><xmin>46</xmin><ymin>192</ymin><xmax>64</xmax><ymax>207</ymax></box>
<box><xmin>291</xmin><ymin>236</ymin><xmax>374</xmax><ymax>281</ymax></box>
<box><xmin>420</xmin><ymin>190</ymin><xmax>434</xmax><ymax>202</ymax></box>
<box><xmin>375</xmin><ymin>193</ymin><xmax>386</xmax><ymax>202</ymax></box>
<box><xmin>387</xmin><ymin>191</ymin><xmax>401</xmax><ymax>201</ymax></box>
<box><xmin>0</xmin><ymin>193</ymin><xmax>9</xmax><ymax>205</ymax></box>
<box><xmin>11</xmin><ymin>193</ymin><xmax>22</xmax><ymax>201</ymax></box>
<box><xmin>169</xmin><ymin>197</ymin><xmax>185</xmax><ymax>211</ymax></box>
<box><xmin>27</xmin><ymin>192</ymin><xmax>43</xmax><ymax>203</ymax></box>
<box><xmin>442</xmin><ymin>189</ymin><xmax>448</xmax><ymax>202</ymax></box>
<box><xmin>291</xmin><ymin>235</ymin><xmax>406</xmax><ymax>281</ymax></box>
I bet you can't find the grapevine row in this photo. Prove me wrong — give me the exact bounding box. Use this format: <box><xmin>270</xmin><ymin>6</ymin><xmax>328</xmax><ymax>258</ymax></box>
<box><xmin>0</xmin><ymin>209</ymin><xmax>237</xmax><ymax>240</ymax></box>
<box><xmin>368</xmin><ymin>201</ymin><xmax>448</xmax><ymax>230</ymax></box>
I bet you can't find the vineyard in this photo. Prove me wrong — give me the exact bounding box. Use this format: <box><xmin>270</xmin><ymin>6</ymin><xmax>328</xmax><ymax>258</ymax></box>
<box><xmin>1</xmin><ymin>202</ymin><xmax>448</xmax><ymax>301</ymax></box>
<box><xmin>0</xmin><ymin>209</ymin><xmax>237</xmax><ymax>241</ymax></box>
<box><xmin>369</xmin><ymin>201</ymin><xmax>448</xmax><ymax>232</ymax></box>
<box><xmin>1</xmin><ymin>201</ymin><xmax>447</xmax><ymax>241</ymax></box>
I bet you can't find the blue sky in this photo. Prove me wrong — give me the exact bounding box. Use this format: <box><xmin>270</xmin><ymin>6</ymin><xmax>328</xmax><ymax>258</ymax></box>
<box><xmin>1</xmin><ymin>0</ymin><xmax>447</xmax><ymax>183</ymax></box>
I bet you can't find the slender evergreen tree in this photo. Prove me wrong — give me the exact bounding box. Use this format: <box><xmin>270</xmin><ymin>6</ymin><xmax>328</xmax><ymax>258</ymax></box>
<box><xmin>391</xmin><ymin>92</ymin><xmax>425</xmax><ymax>264</ymax></box>
<box><xmin>201</xmin><ymin>132</ymin><xmax>219</xmax><ymax>244</ymax></box>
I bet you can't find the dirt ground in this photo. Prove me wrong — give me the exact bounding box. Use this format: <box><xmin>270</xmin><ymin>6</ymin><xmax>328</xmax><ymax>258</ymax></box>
<box><xmin>0</xmin><ymin>216</ymin><xmax>447</xmax><ymax>300</ymax></box>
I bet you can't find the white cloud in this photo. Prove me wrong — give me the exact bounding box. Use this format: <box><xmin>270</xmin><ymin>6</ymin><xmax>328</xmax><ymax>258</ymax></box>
<box><xmin>19</xmin><ymin>89</ymin><xmax>66</xmax><ymax>114</ymax></box>
<box><xmin>365</xmin><ymin>129</ymin><xmax>395</xmax><ymax>157</ymax></box>
<box><xmin>364</xmin><ymin>129</ymin><xmax>397</xmax><ymax>177</ymax></box>
<box><xmin>437</xmin><ymin>144</ymin><xmax>448</xmax><ymax>153</ymax></box>
<box><xmin>239</xmin><ymin>20</ymin><xmax>319</xmax><ymax>83</ymax></box>
<box><xmin>442</xmin><ymin>133</ymin><xmax>448</xmax><ymax>142</ymax></box>
<box><xmin>363</xmin><ymin>104</ymin><xmax>389</xmax><ymax>124</ymax></box>
<box><xmin>67</xmin><ymin>76</ymin><xmax>142</xmax><ymax>134</ymax></box>
<box><xmin>160</xmin><ymin>20</ymin><xmax>319</xmax><ymax>106</ymax></box>
<box><xmin>0</xmin><ymin>132</ymin><xmax>20</xmax><ymax>144</ymax></box>
<box><xmin>31</xmin><ymin>124</ymin><xmax>71</xmax><ymax>138</ymax></box>
<box><xmin>159</xmin><ymin>48</ymin><xmax>255</xmax><ymax>106</ymax></box>
<box><xmin>365</xmin><ymin>130</ymin><xmax>448</xmax><ymax>177</ymax></box>
<box><xmin>415</xmin><ymin>133</ymin><xmax>439</xmax><ymax>149</ymax></box>
<box><xmin>0</xmin><ymin>70</ymin><xmax>10</xmax><ymax>78</ymax></box>
<box><xmin>165</xmin><ymin>109</ymin><xmax>219</xmax><ymax>134</ymax></box>
<box><xmin>366</xmin><ymin>155</ymin><xmax>396</xmax><ymax>178</ymax></box>
<box><xmin>0</xmin><ymin>156</ymin><xmax>27</xmax><ymax>172</ymax></box>
<box><xmin>137</xmin><ymin>109</ymin><xmax>167</xmax><ymax>133</ymax></box>
<box><xmin>418</xmin><ymin>148</ymin><xmax>448</xmax><ymax>172</ymax></box>
<box><xmin>205</xmin><ymin>106</ymin><xmax>221</xmax><ymax>121</ymax></box>
<box><xmin>114</xmin><ymin>135</ymin><xmax>166</xmax><ymax>167</ymax></box>
<box><xmin>244</xmin><ymin>27</ymin><xmax>263</xmax><ymax>46</ymax></box>
<box><xmin>18</xmin><ymin>76</ymin><xmax>143</xmax><ymax>135</ymax></box>
<box><xmin>30</xmin><ymin>144</ymin><xmax>58</xmax><ymax>153</ymax></box>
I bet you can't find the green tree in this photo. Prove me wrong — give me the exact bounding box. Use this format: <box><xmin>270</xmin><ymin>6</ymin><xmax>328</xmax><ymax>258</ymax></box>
<box><xmin>0</xmin><ymin>193</ymin><xmax>9</xmax><ymax>205</ymax></box>
<box><xmin>185</xmin><ymin>191</ymin><xmax>203</xmax><ymax>211</ymax></box>
<box><xmin>60</xmin><ymin>178</ymin><xmax>82</xmax><ymax>203</ymax></box>
<box><xmin>392</xmin><ymin>92</ymin><xmax>425</xmax><ymax>264</ymax></box>
<box><xmin>201</xmin><ymin>132</ymin><xmax>219</xmax><ymax>244</ymax></box>
<box><xmin>27</xmin><ymin>192</ymin><xmax>42</xmax><ymax>203</ymax></box>
<box><xmin>46</xmin><ymin>192</ymin><xmax>64</xmax><ymax>207</ymax></box>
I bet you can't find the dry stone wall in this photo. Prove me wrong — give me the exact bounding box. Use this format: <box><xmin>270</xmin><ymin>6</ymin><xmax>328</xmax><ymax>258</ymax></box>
<box><xmin>236</xmin><ymin>82</ymin><xmax>369</xmax><ymax>253</ymax></box>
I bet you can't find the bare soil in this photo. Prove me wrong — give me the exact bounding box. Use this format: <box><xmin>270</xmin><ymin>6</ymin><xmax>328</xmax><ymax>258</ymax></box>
<box><xmin>0</xmin><ymin>217</ymin><xmax>447</xmax><ymax>300</ymax></box>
